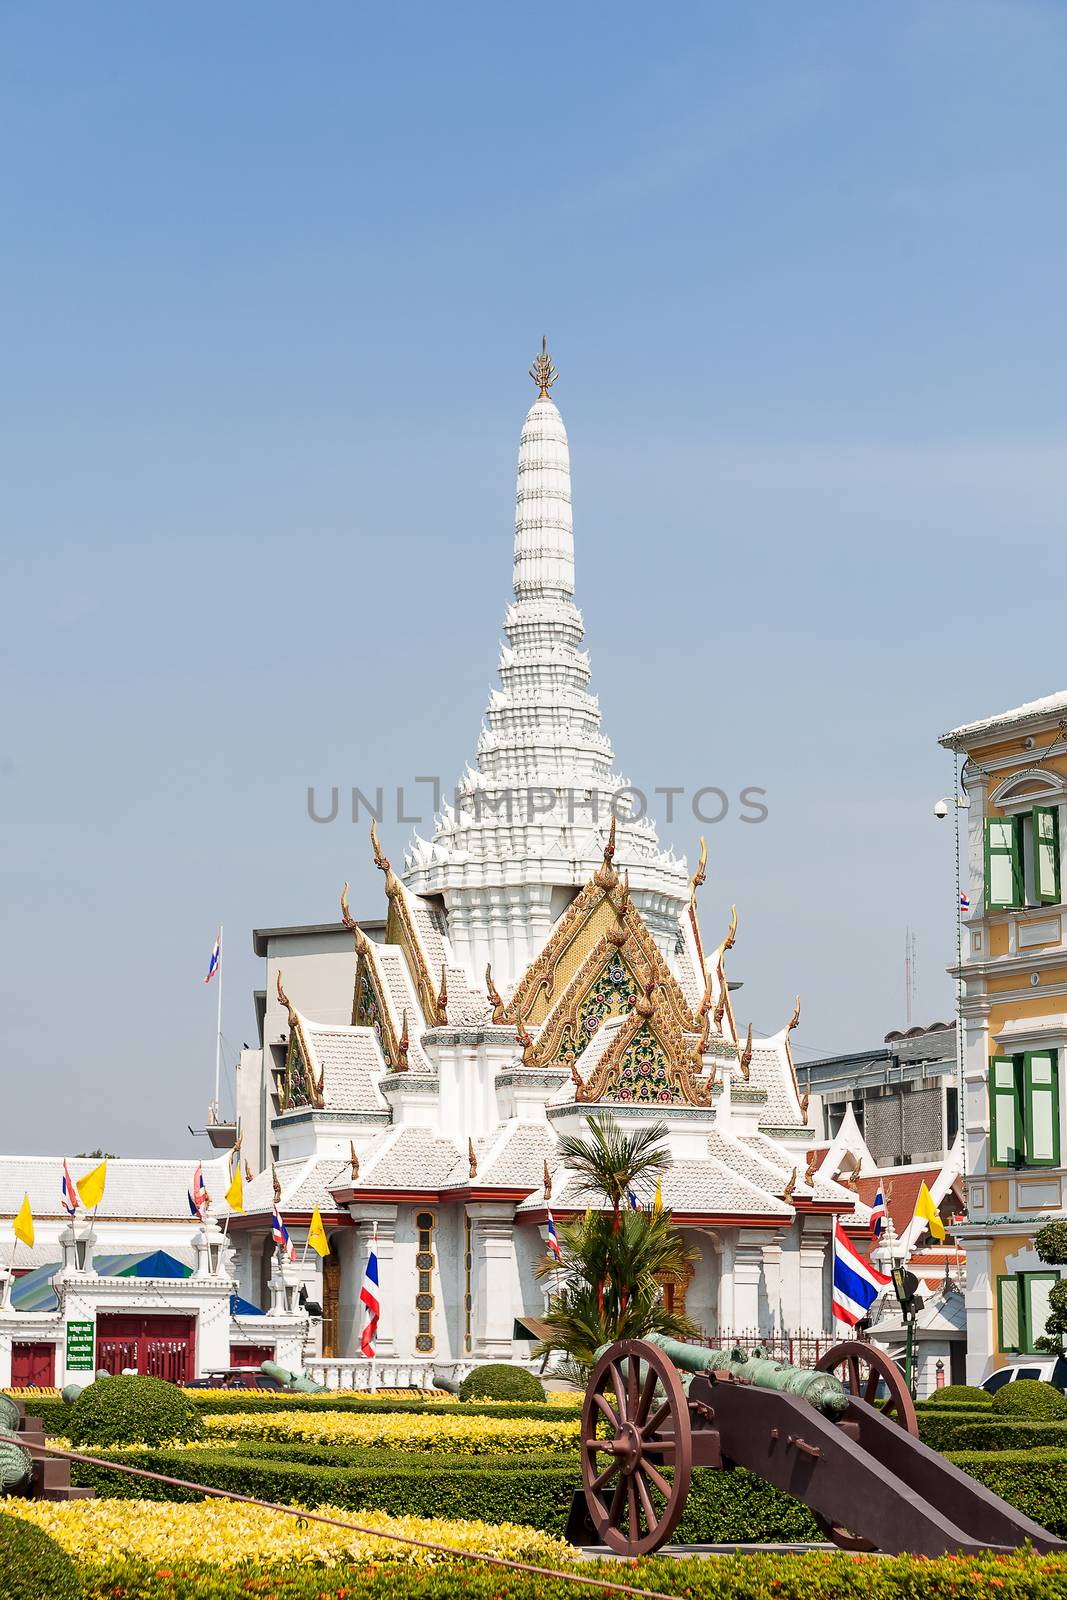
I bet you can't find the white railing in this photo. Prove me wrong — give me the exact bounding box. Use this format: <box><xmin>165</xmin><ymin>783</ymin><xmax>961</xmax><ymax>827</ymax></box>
<box><xmin>302</xmin><ymin>1358</ymin><xmax>461</xmax><ymax>1391</ymax></box>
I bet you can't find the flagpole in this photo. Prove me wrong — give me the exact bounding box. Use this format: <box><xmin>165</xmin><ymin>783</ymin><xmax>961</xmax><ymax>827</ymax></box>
<box><xmin>213</xmin><ymin>925</ymin><xmax>224</xmax><ymax>1122</ymax></box>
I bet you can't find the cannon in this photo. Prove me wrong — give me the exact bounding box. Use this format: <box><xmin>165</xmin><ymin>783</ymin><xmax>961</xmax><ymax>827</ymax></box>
<box><xmin>570</xmin><ymin>1335</ymin><xmax>1067</xmax><ymax>1558</ymax></box>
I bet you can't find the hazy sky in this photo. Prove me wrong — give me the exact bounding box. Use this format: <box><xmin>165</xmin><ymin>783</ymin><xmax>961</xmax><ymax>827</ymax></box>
<box><xmin>4</xmin><ymin>3</ymin><xmax>1067</xmax><ymax>1157</ymax></box>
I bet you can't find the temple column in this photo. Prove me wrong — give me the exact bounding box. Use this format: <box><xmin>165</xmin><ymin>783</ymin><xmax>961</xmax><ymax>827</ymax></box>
<box><xmin>760</xmin><ymin>1234</ymin><xmax>785</xmax><ymax>1336</ymax></box>
<box><xmin>799</xmin><ymin>1221</ymin><xmax>831</xmax><ymax>1332</ymax></box>
<box><xmin>468</xmin><ymin>1203</ymin><xmax>516</xmax><ymax>1358</ymax></box>
<box><xmin>732</xmin><ymin>1237</ymin><xmax>763</xmax><ymax>1332</ymax></box>
<box><xmin>347</xmin><ymin>1206</ymin><xmax>397</xmax><ymax>1357</ymax></box>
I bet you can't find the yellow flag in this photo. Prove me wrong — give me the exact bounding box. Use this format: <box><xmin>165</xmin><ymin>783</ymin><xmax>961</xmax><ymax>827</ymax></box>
<box><xmin>652</xmin><ymin>1177</ymin><xmax>663</xmax><ymax>1217</ymax></box>
<box><xmin>78</xmin><ymin>1160</ymin><xmax>107</xmax><ymax>1211</ymax></box>
<box><xmin>224</xmin><ymin>1162</ymin><xmax>243</xmax><ymax>1214</ymax></box>
<box><xmin>307</xmin><ymin>1205</ymin><xmax>330</xmax><ymax>1258</ymax></box>
<box><xmin>913</xmin><ymin>1180</ymin><xmax>945</xmax><ymax>1242</ymax></box>
<box><xmin>13</xmin><ymin>1194</ymin><xmax>34</xmax><ymax>1249</ymax></box>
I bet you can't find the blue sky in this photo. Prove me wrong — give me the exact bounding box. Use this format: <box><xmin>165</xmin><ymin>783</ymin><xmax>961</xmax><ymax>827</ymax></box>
<box><xmin>3</xmin><ymin>2</ymin><xmax>1066</xmax><ymax>1155</ymax></box>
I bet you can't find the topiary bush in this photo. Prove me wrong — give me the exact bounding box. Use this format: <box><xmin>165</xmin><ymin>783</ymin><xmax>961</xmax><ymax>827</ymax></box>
<box><xmin>69</xmin><ymin>1374</ymin><xmax>204</xmax><ymax>1448</ymax></box>
<box><xmin>0</xmin><ymin>1511</ymin><xmax>84</xmax><ymax>1600</ymax></box>
<box><xmin>458</xmin><ymin>1365</ymin><xmax>546</xmax><ymax>1403</ymax></box>
<box><xmin>922</xmin><ymin>1383</ymin><xmax>992</xmax><ymax>1407</ymax></box>
<box><xmin>992</xmin><ymin>1378</ymin><xmax>1067</xmax><ymax>1420</ymax></box>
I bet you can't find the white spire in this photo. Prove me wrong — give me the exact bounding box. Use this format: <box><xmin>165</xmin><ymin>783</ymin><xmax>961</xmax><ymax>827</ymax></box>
<box><xmin>404</xmin><ymin>344</ymin><xmax>687</xmax><ymax>985</ymax></box>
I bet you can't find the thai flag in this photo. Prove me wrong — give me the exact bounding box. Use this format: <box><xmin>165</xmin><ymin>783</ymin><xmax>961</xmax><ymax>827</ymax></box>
<box><xmin>960</xmin><ymin>893</ymin><xmax>971</xmax><ymax>914</ymax></box>
<box><xmin>832</xmin><ymin>1219</ymin><xmax>891</xmax><ymax>1326</ymax></box>
<box><xmin>61</xmin><ymin>1159</ymin><xmax>81</xmax><ymax>1218</ymax></box>
<box><xmin>546</xmin><ymin>1211</ymin><xmax>563</xmax><ymax>1262</ymax></box>
<box><xmin>204</xmin><ymin>931</ymin><xmax>221</xmax><ymax>984</ymax></box>
<box><xmin>870</xmin><ymin>1185</ymin><xmax>886</xmax><ymax>1241</ymax></box>
<box><xmin>188</xmin><ymin>1163</ymin><xmax>208</xmax><ymax>1219</ymax></box>
<box><xmin>272</xmin><ymin>1204</ymin><xmax>297</xmax><ymax>1262</ymax></box>
<box><xmin>360</xmin><ymin>1226</ymin><xmax>380</xmax><ymax>1358</ymax></box>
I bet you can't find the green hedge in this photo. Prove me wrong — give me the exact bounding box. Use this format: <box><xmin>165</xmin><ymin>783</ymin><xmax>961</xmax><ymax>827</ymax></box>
<box><xmin>918</xmin><ymin>1384</ymin><xmax>993</xmax><ymax>1409</ymax></box>
<box><xmin>71</xmin><ymin>1446</ymin><xmax>822</xmax><ymax>1543</ymax></box>
<box><xmin>68</xmin><ymin>1440</ymin><xmax>1067</xmax><ymax>1542</ymax></box>
<box><xmin>0</xmin><ymin>1511</ymin><xmax>84</xmax><ymax>1600</ymax></box>
<box><xmin>459</xmin><ymin>1364</ymin><xmax>546</xmax><ymax>1403</ymax></box>
<box><xmin>77</xmin><ymin>1551</ymin><xmax>1067</xmax><ymax>1600</ymax></box>
<box><xmin>24</xmin><ymin>1392</ymin><xmax>580</xmax><ymax>1437</ymax></box>
<box><xmin>992</xmin><ymin>1379</ymin><xmax>1067</xmax><ymax>1420</ymax></box>
<box><xmin>944</xmin><ymin>1418</ymin><xmax>1067</xmax><ymax>1452</ymax></box>
<box><xmin>915</xmin><ymin>1407</ymin><xmax>1003</xmax><ymax>1451</ymax></box>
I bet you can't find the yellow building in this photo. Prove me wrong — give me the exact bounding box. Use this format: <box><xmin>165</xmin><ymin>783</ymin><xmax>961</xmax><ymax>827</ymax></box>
<box><xmin>940</xmin><ymin>693</ymin><xmax>1067</xmax><ymax>1381</ymax></box>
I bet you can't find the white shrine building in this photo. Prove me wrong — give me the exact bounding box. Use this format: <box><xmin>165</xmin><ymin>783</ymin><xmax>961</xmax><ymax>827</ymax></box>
<box><xmin>224</xmin><ymin>344</ymin><xmax>866</xmax><ymax>1376</ymax></box>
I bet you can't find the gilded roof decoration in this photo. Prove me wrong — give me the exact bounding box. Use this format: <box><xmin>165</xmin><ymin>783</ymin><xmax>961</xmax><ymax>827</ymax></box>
<box><xmin>737</xmin><ymin>1022</ymin><xmax>753</xmax><ymax>1082</ymax></box>
<box><xmin>485</xmin><ymin>964</ymin><xmax>507</xmax><ymax>1024</ymax></box>
<box><xmin>435</xmin><ymin>965</ymin><xmax>449</xmax><ymax>1026</ymax></box>
<box><xmin>574</xmin><ymin>998</ymin><xmax>713</xmax><ymax>1108</ymax></box>
<box><xmin>276</xmin><ymin>970</ymin><xmax>325</xmax><ymax>1111</ymax></box>
<box><xmin>367</xmin><ymin>825</ymin><xmax>440</xmax><ymax>1021</ymax></box>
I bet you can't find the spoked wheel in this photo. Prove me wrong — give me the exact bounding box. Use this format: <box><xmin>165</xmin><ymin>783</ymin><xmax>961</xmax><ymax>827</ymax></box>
<box><xmin>580</xmin><ymin>1338</ymin><xmax>692</xmax><ymax>1556</ymax></box>
<box><xmin>812</xmin><ymin>1341</ymin><xmax>917</xmax><ymax>1552</ymax></box>
<box><xmin>815</xmin><ymin>1341</ymin><xmax>918</xmax><ymax>1436</ymax></box>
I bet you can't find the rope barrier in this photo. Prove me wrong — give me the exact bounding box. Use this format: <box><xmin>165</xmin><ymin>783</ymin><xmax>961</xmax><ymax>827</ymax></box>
<box><xmin>33</xmin><ymin>1444</ymin><xmax>689</xmax><ymax>1600</ymax></box>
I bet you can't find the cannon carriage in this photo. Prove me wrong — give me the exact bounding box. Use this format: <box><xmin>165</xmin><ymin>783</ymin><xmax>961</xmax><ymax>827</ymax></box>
<box><xmin>568</xmin><ymin>1334</ymin><xmax>1066</xmax><ymax>1557</ymax></box>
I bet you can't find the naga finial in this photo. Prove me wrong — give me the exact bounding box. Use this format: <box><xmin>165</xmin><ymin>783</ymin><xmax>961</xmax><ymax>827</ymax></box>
<box><xmin>350</xmin><ymin>1140</ymin><xmax>360</xmax><ymax>1182</ymax></box>
<box><xmin>243</xmin><ymin>1159</ymin><xmax>252</xmax><ymax>1183</ymax></box>
<box><xmin>370</xmin><ymin>820</ymin><xmax>399</xmax><ymax>896</ymax></box>
<box><xmin>723</xmin><ymin>904</ymin><xmax>738</xmax><ymax>952</ymax></box>
<box><xmin>271</xmin><ymin>1163</ymin><xmax>282</xmax><ymax>1205</ymax></box>
<box><xmin>595</xmin><ymin>815</ymin><xmax>619</xmax><ymax>890</ymax></box>
<box><xmin>570</xmin><ymin>1060</ymin><xmax>588</xmax><ymax>1098</ymax></box>
<box><xmin>635</xmin><ymin>975</ymin><xmax>657</xmax><ymax>1019</ymax></box>
<box><xmin>800</xmin><ymin>1089</ymin><xmax>810</xmax><ymax>1124</ymax></box>
<box><xmin>543</xmin><ymin>1159</ymin><xmax>552</xmax><ymax>1202</ymax></box>
<box><xmin>690</xmin><ymin>836</ymin><xmax>707</xmax><ymax>898</ymax></box>
<box><xmin>782</xmin><ymin>1167</ymin><xmax>797</xmax><ymax>1203</ymax></box>
<box><xmin>485</xmin><ymin>963</ymin><xmax>507</xmax><ymax>1025</ymax></box>
<box><xmin>276</xmin><ymin>968</ymin><xmax>295</xmax><ymax>1021</ymax></box>
<box><xmin>468</xmin><ymin>1136</ymin><xmax>478</xmax><ymax>1180</ymax></box>
<box><xmin>515</xmin><ymin>1016</ymin><xmax>537</xmax><ymax>1064</ymax></box>
<box><xmin>738</xmin><ymin>1022</ymin><xmax>753</xmax><ymax>1082</ymax></box>
<box><xmin>804</xmin><ymin>1148</ymin><xmax>819</xmax><ymax>1185</ymax></box>
<box><xmin>340</xmin><ymin>883</ymin><xmax>369</xmax><ymax>952</ymax></box>
<box><xmin>396</xmin><ymin>1008</ymin><xmax>410</xmax><ymax>1071</ymax></box>
<box><xmin>435</xmin><ymin>965</ymin><xmax>449</xmax><ymax>1026</ymax></box>
<box><xmin>529</xmin><ymin>335</ymin><xmax>558</xmax><ymax>399</ymax></box>
<box><xmin>788</xmin><ymin>995</ymin><xmax>801</xmax><ymax>1033</ymax></box>
<box><xmin>713</xmin><ymin>948</ymin><xmax>728</xmax><ymax>1028</ymax></box>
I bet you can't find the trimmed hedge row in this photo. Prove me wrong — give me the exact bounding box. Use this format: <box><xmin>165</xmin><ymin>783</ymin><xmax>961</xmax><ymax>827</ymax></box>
<box><xmin>69</xmin><ymin>1441</ymin><xmax>1067</xmax><ymax>1541</ymax></box>
<box><xmin>74</xmin><ymin>1552</ymin><xmax>1067</xmax><ymax>1600</ymax></box>
<box><xmin>71</xmin><ymin>1446</ymin><xmax>823</xmax><ymax>1544</ymax></box>
<box><xmin>27</xmin><ymin>1393</ymin><xmax>581</xmax><ymax>1436</ymax></box>
<box><xmin>915</xmin><ymin>1407</ymin><xmax>1001</xmax><ymax>1451</ymax></box>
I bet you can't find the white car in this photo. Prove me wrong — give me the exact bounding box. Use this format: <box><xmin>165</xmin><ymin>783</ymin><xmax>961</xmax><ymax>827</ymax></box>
<box><xmin>980</xmin><ymin>1355</ymin><xmax>1067</xmax><ymax>1394</ymax></box>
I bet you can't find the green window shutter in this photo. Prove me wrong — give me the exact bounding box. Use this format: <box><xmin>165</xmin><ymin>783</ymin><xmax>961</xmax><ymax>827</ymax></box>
<box><xmin>989</xmin><ymin>1056</ymin><xmax>1023</xmax><ymax>1166</ymax></box>
<box><xmin>986</xmin><ymin>817</ymin><xmax>1023</xmax><ymax>910</ymax></box>
<box><xmin>997</xmin><ymin>1275</ymin><xmax>1021</xmax><ymax>1353</ymax></box>
<box><xmin>1022</xmin><ymin>1272</ymin><xmax>1060</xmax><ymax>1353</ymax></box>
<box><xmin>1032</xmin><ymin>807</ymin><xmax>1061</xmax><ymax>905</ymax></box>
<box><xmin>1023</xmin><ymin>1050</ymin><xmax>1060</xmax><ymax>1166</ymax></box>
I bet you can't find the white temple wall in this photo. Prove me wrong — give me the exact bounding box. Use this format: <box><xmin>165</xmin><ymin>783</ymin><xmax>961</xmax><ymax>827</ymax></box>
<box><xmin>681</xmin><ymin>1229</ymin><xmax>720</xmax><ymax>1339</ymax></box>
<box><xmin>334</xmin><ymin>1224</ymin><xmax>364</xmax><ymax>1359</ymax></box>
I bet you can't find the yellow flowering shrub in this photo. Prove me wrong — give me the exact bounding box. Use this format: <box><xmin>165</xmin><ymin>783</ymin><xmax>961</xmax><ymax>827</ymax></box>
<box><xmin>2</xmin><ymin>1496</ymin><xmax>572</xmax><ymax>1568</ymax></box>
<box><xmin>203</xmin><ymin>1410</ymin><xmax>580</xmax><ymax>1452</ymax></box>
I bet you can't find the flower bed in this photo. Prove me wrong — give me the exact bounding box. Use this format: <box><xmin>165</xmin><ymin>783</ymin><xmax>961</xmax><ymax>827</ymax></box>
<box><xmin>202</xmin><ymin>1409</ymin><xmax>581</xmax><ymax>1453</ymax></box>
<box><xmin>2</xmin><ymin>1497</ymin><xmax>571</xmax><ymax>1568</ymax></box>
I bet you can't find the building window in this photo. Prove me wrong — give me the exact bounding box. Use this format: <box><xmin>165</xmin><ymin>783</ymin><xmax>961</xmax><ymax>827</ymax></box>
<box><xmin>997</xmin><ymin>1270</ymin><xmax>1060</xmax><ymax>1354</ymax></box>
<box><xmin>984</xmin><ymin>807</ymin><xmax>1061</xmax><ymax>911</ymax></box>
<box><xmin>464</xmin><ymin>1213</ymin><xmax>473</xmax><ymax>1353</ymax></box>
<box><xmin>989</xmin><ymin>1052</ymin><xmax>1060</xmax><ymax>1167</ymax></box>
<box><xmin>415</xmin><ymin>1211</ymin><xmax>435</xmax><ymax>1354</ymax></box>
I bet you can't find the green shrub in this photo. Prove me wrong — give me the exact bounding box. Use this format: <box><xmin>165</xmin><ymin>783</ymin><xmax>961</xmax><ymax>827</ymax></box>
<box><xmin>69</xmin><ymin>1375</ymin><xmax>204</xmax><ymax>1448</ymax></box>
<box><xmin>1035</xmin><ymin>1219</ymin><xmax>1067</xmax><ymax>1264</ymax></box>
<box><xmin>0</xmin><ymin>1511</ymin><xmax>84</xmax><ymax>1600</ymax></box>
<box><xmin>948</xmin><ymin>1419</ymin><xmax>1067</xmax><ymax>1451</ymax></box>
<box><xmin>916</xmin><ymin>1407</ymin><xmax>1005</xmax><ymax>1450</ymax></box>
<box><xmin>922</xmin><ymin>1383</ymin><xmax>992</xmax><ymax>1407</ymax></box>
<box><xmin>459</xmin><ymin>1365</ymin><xmax>546</xmax><ymax>1403</ymax></box>
<box><xmin>991</xmin><ymin>1379</ymin><xmax>1067</xmax><ymax>1420</ymax></box>
<box><xmin>949</xmin><ymin>1448</ymin><xmax>1067</xmax><ymax>1537</ymax></box>
<box><xmin>73</xmin><ymin>1550</ymin><xmax>1067</xmax><ymax>1600</ymax></box>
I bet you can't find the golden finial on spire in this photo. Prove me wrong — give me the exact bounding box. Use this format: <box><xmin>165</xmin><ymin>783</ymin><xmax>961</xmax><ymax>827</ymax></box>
<box><xmin>485</xmin><ymin>963</ymin><xmax>507</xmax><ymax>1025</ymax></box>
<box><xmin>529</xmin><ymin>335</ymin><xmax>558</xmax><ymax>398</ymax></box>
<box><xmin>594</xmin><ymin>815</ymin><xmax>618</xmax><ymax>890</ymax></box>
<box><xmin>690</xmin><ymin>836</ymin><xmax>707</xmax><ymax>898</ymax></box>
<box><xmin>738</xmin><ymin>1022</ymin><xmax>753</xmax><ymax>1082</ymax></box>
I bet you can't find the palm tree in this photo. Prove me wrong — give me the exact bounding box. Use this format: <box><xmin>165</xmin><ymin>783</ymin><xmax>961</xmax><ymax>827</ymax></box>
<box><xmin>554</xmin><ymin>1114</ymin><xmax>671</xmax><ymax>1225</ymax></box>
<box><xmin>537</xmin><ymin>1113</ymin><xmax>697</xmax><ymax>1379</ymax></box>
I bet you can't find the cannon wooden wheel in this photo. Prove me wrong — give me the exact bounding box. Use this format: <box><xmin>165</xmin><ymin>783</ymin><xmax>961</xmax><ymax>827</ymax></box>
<box><xmin>815</xmin><ymin>1341</ymin><xmax>918</xmax><ymax>1436</ymax></box>
<box><xmin>580</xmin><ymin>1337</ymin><xmax>692</xmax><ymax>1556</ymax></box>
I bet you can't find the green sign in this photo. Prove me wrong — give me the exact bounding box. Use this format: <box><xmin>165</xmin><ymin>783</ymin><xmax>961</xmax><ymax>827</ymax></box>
<box><xmin>65</xmin><ymin>1320</ymin><xmax>95</xmax><ymax>1372</ymax></box>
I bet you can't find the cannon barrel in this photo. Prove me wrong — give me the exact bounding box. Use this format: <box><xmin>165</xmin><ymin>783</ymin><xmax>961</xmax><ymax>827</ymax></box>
<box><xmin>640</xmin><ymin>1332</ymin><xmax>850</xmax><ymax>1419</ymax></box>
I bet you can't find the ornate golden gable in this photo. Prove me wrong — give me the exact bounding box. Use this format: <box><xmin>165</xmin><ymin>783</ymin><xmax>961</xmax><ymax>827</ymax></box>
<box><xmin>508</xmin><ymin>830</ymin><xmax>701</xmax><ymax>1037</ymax></box>
<box><xmin>370</xmin><ymin>823</ymin><xmax>439</xmax><ymax>1022</ymax></box>
<box><xmin>341</xmin><ymin>883</ymin><xmax>404</xmax><ymax>1071</ymax></box>
<box><xmin>574</xmin><ymin>995</ymin><xmax>713</xmax><ymax>1108</ymax></box>
<box><xmin>276</xmin><ymin>971</ymin><xmax>324</xmax><ymax>1111</ymax></box>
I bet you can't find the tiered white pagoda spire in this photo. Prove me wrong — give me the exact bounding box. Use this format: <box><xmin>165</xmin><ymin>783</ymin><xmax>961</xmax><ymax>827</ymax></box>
<box><xmin>404</xmin><ymin>342</ymin><xmax>688</xmax><ymax>988</ymax></box>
